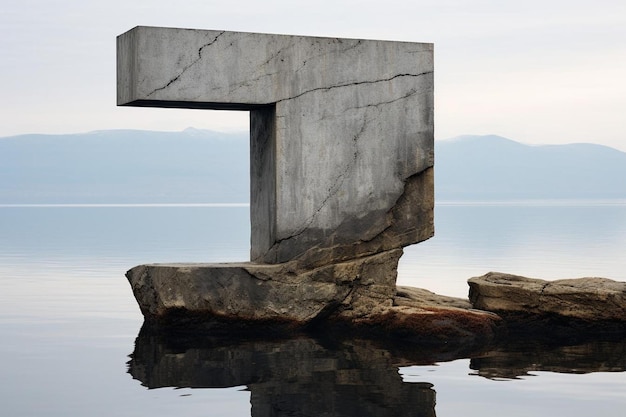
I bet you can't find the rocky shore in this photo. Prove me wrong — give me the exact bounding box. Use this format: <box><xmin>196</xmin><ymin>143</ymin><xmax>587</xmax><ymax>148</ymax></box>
<box><xmin>469</xmin><ymin>272</ymin><xmax>626</xmax><ymax>339</ymax></box>
<box><xmin>126</xmin><ymin>265</ymin><xmax>626</xmax><ymax>344</ymax></box>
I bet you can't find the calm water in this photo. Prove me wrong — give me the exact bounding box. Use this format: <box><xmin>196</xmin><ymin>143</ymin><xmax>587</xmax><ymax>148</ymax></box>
<box><xmin>1</xmin><ymin>202</ymin><xmax>625</xmax><ymax>416</ymax></box>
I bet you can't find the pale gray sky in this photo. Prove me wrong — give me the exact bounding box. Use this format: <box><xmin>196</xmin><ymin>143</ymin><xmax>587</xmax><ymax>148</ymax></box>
<box><xmin>1</xmin><ymin>0</ymin><xmax>625</xmax><ymax>149</ymax></box>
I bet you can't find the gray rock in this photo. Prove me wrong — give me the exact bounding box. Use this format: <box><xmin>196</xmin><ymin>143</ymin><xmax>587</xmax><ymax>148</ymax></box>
<box><xmin>126</xmin><ymin>252</ymin><xmax>502</xmax><ymax>342</ymax></box>
<box><xmin>127</xmin><ymin>249</ymin><xmax>403</xmax><ymax>323</ymax></box>
<box><xmin>395</xmin><ymin>286</ymin><xmax>472</xmax><ymax>309</ymax></box>
<box><xmin>468</xmin><ymin>272</ymin><xmax>626</xmax><ymax>322</ymax></box>
<box><xmin>339</xmin><ymin>304</ymin><xmax>502</xmax><ymax>344</ymax></box>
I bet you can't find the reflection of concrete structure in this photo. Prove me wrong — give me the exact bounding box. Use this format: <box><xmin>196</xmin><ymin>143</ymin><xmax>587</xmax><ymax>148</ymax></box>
<box><xmin>118</xmin><ymin>26</ymin><xmax>434</xmax><ymax>267</ymax></box>
<box><xmin>129</xmin><ymin>328</ymin><xmax>437</xmax><ymax>417</ymax></box>
<box><xmin>129</xmin><ymin>328</ymin><xmax>626</xmax><ymax>413</ymax></box>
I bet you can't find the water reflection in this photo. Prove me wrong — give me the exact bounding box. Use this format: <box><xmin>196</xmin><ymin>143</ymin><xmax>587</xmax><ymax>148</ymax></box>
<box><xmin>129</xmin><ymin>326</ymin><xmax>440</xmax><ymax>417</ymax></box>
<box><xmin>471</xmin><ymin>338</ymin><xmax>626</xmax><ymax>380</ymax></box>
<box><xmin>129</xmin><ymin>326</ymin><xmax>626</xmax><ymax>416</ymax></box>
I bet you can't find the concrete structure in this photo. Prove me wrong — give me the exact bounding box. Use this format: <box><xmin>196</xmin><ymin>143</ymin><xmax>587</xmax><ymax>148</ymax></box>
<box><xmin>119</xmin><ymin>27</ymin><xmax>455</xmax><ymax>332</ymax></box>
<box><xmin>118</xmin><ymin>26</ymin><xmax>434</xmax><ymax>268</ymax></box>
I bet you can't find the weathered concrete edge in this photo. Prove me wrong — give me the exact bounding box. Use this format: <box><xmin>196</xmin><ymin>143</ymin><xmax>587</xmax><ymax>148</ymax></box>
<box><xmin>263</xmin><ymin>166</ymin><xmax>435</xmax><ymax>268</ymax></box>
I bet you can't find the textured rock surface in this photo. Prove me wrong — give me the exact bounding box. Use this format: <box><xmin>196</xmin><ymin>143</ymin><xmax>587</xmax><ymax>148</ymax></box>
<box><xmin>469</xmin><ymin>272</ymin><xmax>626</xmax><ymax>322</ymax></box>
<box><xmin>339</xmin><ymin>305</ymin><xmax>502</xmax><ymax>343</ymax></box>
<box><xmin>126</xmin><ymin>249</ymin><xmax>403</xmax><ymax>323</ymax></box>
<box><xmin>126</xmin><ymin>253</ymin><xmax>503</xmax><ymax>343</ymax></box>
<box><xmin>395</xmin><ymin>285</ymin><xmax>472</xmax><ymax>309</ymax></box>
<box><xmin>118</xmin><ymin>27</ymin><xmax>434</xmax><ymax>267</ymax></box>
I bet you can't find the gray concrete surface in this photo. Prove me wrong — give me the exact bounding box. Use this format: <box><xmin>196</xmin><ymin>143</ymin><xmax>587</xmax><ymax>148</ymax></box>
<box><xmin>118</xmin><ymin>27</ymin><xmax>434</xmax><ymax>266</ymax></box>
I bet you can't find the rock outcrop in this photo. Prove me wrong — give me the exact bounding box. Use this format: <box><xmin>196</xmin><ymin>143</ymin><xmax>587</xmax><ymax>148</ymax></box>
<box><xmin>468</xmin><ymin>272</ymin><xmax>626</xmax><ymax>336</ymax></box>
<box><xmin>127</xmin><ymin>249</ymin><xmax>403</xmax><ymax>324</ymax></box>
<box><xmin>126</xmin><ymin>252</ymin><xmax>502</xmax><ymax>343</ymax></box>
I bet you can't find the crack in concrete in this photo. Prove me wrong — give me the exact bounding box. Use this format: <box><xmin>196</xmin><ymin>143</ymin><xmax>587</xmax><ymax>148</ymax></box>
<box><xmin>271</xmin><ymin>117</ymin><xmax>368</xmax><ymax>251</ymax></box>
<box><xmin>346</xmin><ymin>87</ymin><xmax>420</xmax><ymax>112</ymax></box>
<box><xmin>259</xmin><ymin>45</ymin><xmax>289</xmax><ymax>68</ymax></box>
<box><xmin>146</xmin><ymin>31</ymin><xmax>225</xmax><ymax>97</ymax></box>
<box><xmin>295</xmin><ymin>39</ymin><xmax>363</xmax><ymax>74</ymax></box>
<box><xmin>406</xmin><ymin>48</ymin><xmax>432</xmax><ymax>54</ymax></box>
<box><xmin>278</xmin><ymin>72</ymin><xmax>432</xmax><ymax>103</ymax></box>
<box><xmin>284</xmin><ymin>82</ymin><xmax>419</xmax><ymax>252</ymax></box>
<box><xmin>309</xmin><ymin>118</ymin><xmax>364</xmax><ymax>221</ymax></box>
<box><xmin>227</xmin><ymin>70</ymin><xmax>282</xmax><ymax>95</ymax></box>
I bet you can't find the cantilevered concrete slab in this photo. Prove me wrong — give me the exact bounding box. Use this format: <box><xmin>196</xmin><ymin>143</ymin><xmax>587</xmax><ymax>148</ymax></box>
<box><xmin>118</xmin><ymin>26</ymin><xmax>434</xmax><ymax>268</ymax></box>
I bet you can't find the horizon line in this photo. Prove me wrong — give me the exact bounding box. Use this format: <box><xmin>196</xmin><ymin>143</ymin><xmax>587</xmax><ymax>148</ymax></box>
<box><xmin>2</xmin><ymin>199</ymin><xmax>626</xmax><ymax>208</ymax></box>
<box><xmin>0</xmin><ymin>203</ymin><xmax>250</xmax><ymax>208</ymax></box>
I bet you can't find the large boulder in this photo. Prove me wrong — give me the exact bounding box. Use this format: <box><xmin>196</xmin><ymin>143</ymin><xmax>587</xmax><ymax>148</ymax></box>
<box><xmin>127</xmin><ymin>249</ymin><xmax>403</xmax><ymax>324</ymax></box>
<box><xmin>126</xmin><ymin>252</ymin><xmax>502</xmax><ymax>343</ymax></box>
<box><xmin>468</xmin><ymin>272</ymin><xmax>626</xmax><ymax>325</ymax></box>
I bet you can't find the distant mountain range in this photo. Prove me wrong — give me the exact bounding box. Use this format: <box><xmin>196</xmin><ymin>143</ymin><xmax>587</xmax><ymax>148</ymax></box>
<box><xmin>436</xmin><ymin>135</ymin><xmax>626</xmax><ymax>200</ymax></box>
<box><xmin>0</xmin><ymin>128</ymin><xmax>249</xmax><ymax>204</ymax></box>
<box><xmin>1</xmin><ymin>129</ymin><xmax>624</xmax><ymax>203</ymax></box>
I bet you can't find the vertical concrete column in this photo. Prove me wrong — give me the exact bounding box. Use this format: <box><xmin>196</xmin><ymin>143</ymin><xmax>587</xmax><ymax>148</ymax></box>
<box><xmin>250</xmin><ymin>106</ymin><xmax>277</xmax><ymax>258</ymax></box>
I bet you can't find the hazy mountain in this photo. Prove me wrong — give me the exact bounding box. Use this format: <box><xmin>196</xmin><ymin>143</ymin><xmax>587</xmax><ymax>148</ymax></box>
<box><xmin>1</xmin><ymin>130</ymin><xmax>624</xmax><ymax>203</ymax></box>
<box><xmin>0</xmin><ymin>128</ymin><xmax>249</xmax><ymax>203</ymax></box>
<box><xmin>436</xmin><ymin>135</ymin><xmax>626</xmax><ymax>200</ymax></box>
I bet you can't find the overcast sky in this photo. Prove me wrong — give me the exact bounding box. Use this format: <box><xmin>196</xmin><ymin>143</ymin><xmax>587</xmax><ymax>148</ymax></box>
<box><xmin>2</xmin><ymin>0</ymin><xmax>625</xmax><ymax>149</ymax></box>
